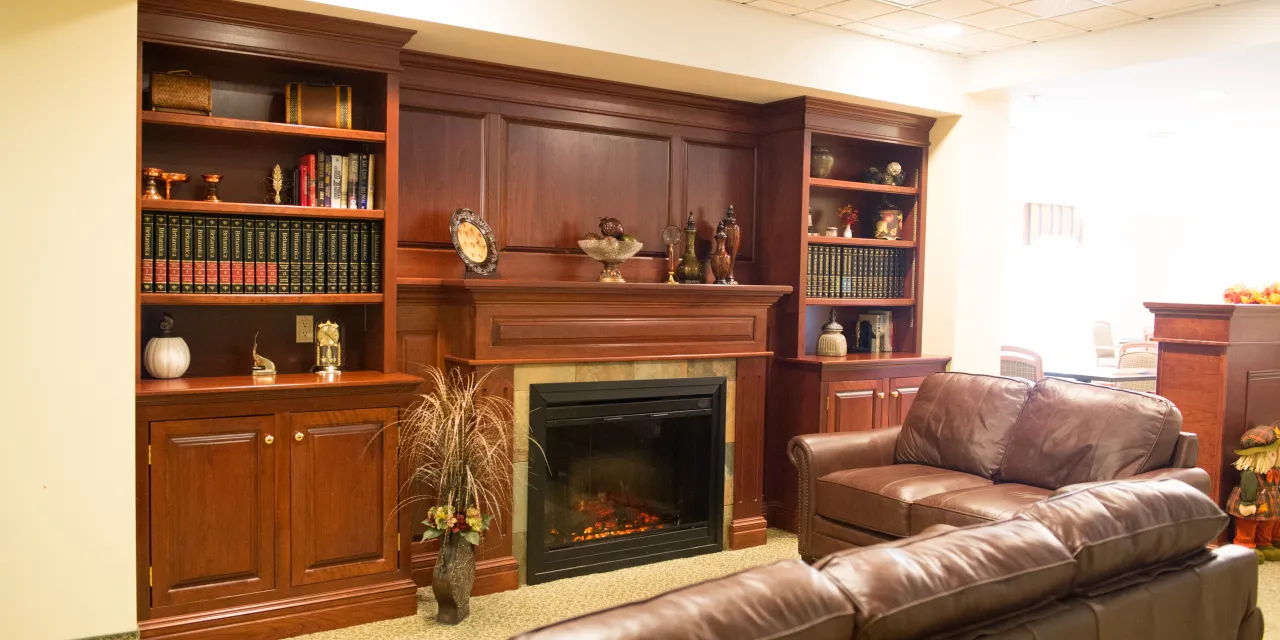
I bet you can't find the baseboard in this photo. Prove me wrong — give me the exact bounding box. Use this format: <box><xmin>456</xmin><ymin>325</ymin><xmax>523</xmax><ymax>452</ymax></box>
<box><xmin>728</xmin><ymin>516</ymin><xmax>769</xmax><ymax>549</ymax></box>
<box><xmin>764</xmin><ymin>501</ymin><xmax>798</xmax><ymax>533</ymax></box>
<box><xmin>139</xmin><ymin>579</ymin><xmax>417</xmax><ymax>640</ymax></box>
<box><xmin>412</xmin><ymin>552</ymin><xmax>520</xmax><ymax>596</ymax></box>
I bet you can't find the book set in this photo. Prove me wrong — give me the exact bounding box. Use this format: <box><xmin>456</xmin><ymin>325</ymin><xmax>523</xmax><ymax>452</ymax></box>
<box><xmin>141</xmin><ymin>213</ymin><xmax>383</xmax><ymax>295</ymax></box>
<box><xmin>295</xmin><ymin>151</ymin><xmax>377</xmax><ymax>209</ymax></box>
<box><xmin>805</xmin><ymin>245</ymin><xmax>910</xmax><ymax>299</ymax></box>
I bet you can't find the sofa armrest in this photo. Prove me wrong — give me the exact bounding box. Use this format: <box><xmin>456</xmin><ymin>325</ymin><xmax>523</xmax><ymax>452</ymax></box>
<box><xmin>1053</xmin><ymin>467</ymin><xmax>1212</xmax><ymax>498</ymax></box>
<box><xmin>1171</xmin><ymin>432</ymin><xmax>1199</xmax><ymax>468</ymax></box>
<box><xmin>789</xmin><ymin>427</ymin><xmax>901</xmax><ymax>562</ymax></box>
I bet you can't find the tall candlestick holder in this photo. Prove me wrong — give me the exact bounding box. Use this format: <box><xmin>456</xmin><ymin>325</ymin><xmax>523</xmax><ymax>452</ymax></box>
<box><xmin>202</xmin><ymin>174</ymin><xmax>222</xmax><ymax>202</ymax></box>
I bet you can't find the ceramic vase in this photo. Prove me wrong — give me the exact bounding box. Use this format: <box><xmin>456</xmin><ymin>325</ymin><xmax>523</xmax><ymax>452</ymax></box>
<box><xmin>816</xmin><ymin>309</ymin><xmax>848</xmax><ymax>357</ymax></box>
<box><xmin>676</xmin><ymin>212</ymin><xmax>704</xmax><ymax>284</ymax></box>
<box><xmin>431</xmin><ymin>534</ymin><xmax>476</xmax><ymax>624</ymax></box>
<box><xmin>710</xmin><ymin>227</ymin><xmax>732</xmax><ymax>284</ymax></box>
<box><xmin>144</xmin><ymin>313</ymin><xmax>190</xmax><ymax>379</ymax></box>
<box><xmin>810</xmin><ymin>146</ymin><xmax>835</xmax><ymax>179</ymax></box>
<box><xmin>721</xmin><ymin>205</ymin><xmax>741</xmax><ymax>284</ymax></box>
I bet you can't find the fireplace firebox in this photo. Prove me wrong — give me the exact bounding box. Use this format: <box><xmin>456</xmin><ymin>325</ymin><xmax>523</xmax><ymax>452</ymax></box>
<box><xmin>526</xmin><ymin>377</ymin><xmax>726</xmax><ymax>584</ymax></box>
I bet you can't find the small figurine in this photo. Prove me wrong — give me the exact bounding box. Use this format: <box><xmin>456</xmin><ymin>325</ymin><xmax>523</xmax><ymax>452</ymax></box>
<box><xmin>864</xmin><ymin>161</ymin><xmax>906</xmax><ymax>187</ymax></box>
<box><xmin>1227</xmin><ymin>425</ymin><xmax>1280</xmax><ymax>563</ymax></box>
<box><xmin>251</xmin><ymin>332</ymin><xmax>276</xmax><ymax>377</ymax></box>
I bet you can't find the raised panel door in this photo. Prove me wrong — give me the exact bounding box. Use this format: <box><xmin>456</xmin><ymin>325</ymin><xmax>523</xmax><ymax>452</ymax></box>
<box><xmin>150</xmin><ymin>415</ymin><xmax>277</xmax><ymax>607</ymax></box>
<box><xmin>290</xmin><ymin>408</ymin><xmax>399</xmax><ymax>586</ymax></box>
<box><xmin>888</xmin><ymin>376</ymin><xmax>928</xmax><ymax>427</ymax></box>
<box><xmin>825</xmin><ymin>379</ymin><xmax>884</xmax><ymax>433</ymax></box>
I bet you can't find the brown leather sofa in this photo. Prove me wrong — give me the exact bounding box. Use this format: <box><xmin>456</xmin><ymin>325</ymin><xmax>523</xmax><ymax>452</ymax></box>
<box><xmin>514</xmin><ymin>480</ymin><xmax>1261</xmax><ymax>640</ymax></box>
<box><xmin>789</xmin><ymin>373</ymin><xmax>1210</xmax><ymax>562</ymax></box>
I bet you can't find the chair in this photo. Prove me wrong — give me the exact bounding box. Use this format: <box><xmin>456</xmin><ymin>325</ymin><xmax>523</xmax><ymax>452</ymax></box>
<box><xmin>1116</xmin><ymin>342</ymin><xmax>1158</xmax><ymax>392</ymax></box>
<box><xmin>1093</xmin><ymin>321</ymin><xmax>1117</xmax><ymax>365</ymax></box>
<box><xmin>1000</xmin><ymin>345</ymin><xmax>1043</xmax><ymax>381</ymax></box>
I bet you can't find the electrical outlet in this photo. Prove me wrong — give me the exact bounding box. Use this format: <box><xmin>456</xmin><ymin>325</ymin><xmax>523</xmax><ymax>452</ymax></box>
<box><xmin>296</xmin><ymin>315</ymin><xmax>314</xmax><ymax>343</ymax></box>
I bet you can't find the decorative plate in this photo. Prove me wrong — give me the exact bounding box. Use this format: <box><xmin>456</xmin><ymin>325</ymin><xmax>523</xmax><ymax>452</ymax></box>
<box><xmin>450</xmin><ymin>208</ymin><xmax>498</xmax><ymax>275</ymax></box>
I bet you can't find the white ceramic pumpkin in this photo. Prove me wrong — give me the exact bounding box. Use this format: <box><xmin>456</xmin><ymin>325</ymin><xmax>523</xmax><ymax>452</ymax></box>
<box><xmin>144</xmin><ymin>313</ymin><xmax>190</xmax><ymax>379</ymax></box>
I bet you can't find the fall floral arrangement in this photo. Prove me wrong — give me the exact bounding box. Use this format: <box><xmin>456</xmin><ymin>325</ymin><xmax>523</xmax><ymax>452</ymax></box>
<box><xmin>424</xmin><ymin>505</ymin><xmax>493</xmax><ymax>546</ymax></box>
<box><xmin>837</xmin><ymin>204</ymin><xmax>859</xmax><ymax>229</ymax></box>
<box><xmin>1224</xmin><ymin>282</ymin><xmax>1280</xmax><ymax>305</ymax></box>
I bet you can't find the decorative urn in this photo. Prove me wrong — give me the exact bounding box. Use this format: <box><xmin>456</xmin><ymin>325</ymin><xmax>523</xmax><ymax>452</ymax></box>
<box><xmin>816</xmin><ymin>309</ymin><xmax>848</xmax><ymax>357</ymax></box>
<box><xmin>144</xmin><ymin>313</ymin><xmax>191</xmax><ymax>379</ymax></box>
<box><xmin>578</xmin><ymin>236</ymin><xmax>644</xmax><ymax>283</ymax></box>
<box><xmin>810</xmin><ymin>146</ymin><xmax>835</xmax><ymax>179</ymax></box>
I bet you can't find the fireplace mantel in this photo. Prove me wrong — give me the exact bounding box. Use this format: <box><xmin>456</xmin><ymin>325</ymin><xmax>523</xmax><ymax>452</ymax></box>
<box><xmin>399</xmin><ymin>278</ymin><xmax>791</xmax><ymax>365</ymax></box>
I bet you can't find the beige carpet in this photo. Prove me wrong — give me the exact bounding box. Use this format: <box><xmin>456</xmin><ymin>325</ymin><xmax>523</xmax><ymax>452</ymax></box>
<box><xmin>297</xmin><ymin>529</ymin><xmax>801</xmax><ymax>640</ymax></box>
<box><xmin>301</xmin><ymin>530</ymin><xmax>1279</xmax><ymax>640</ymax></box>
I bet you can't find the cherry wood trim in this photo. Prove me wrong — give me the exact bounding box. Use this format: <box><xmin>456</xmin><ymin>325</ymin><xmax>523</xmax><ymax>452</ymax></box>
<box><xmin>137</xmin><ymin>371</ymin><xmax>421</xmax><ymax>403</ymax></box>
<box><xmin>141</xmin><ymin>293</ymin><xmax>384</xmax><ymax>306</ymax></box>
<box><xmin>777</xmin><ymin>353</ymin><xmax>952</xmax><ymax>371</ymax></box>
<box><xmin>141</xmin><ymin>199</ymin><xmax>385</xmax><ymax>220</ymax></box>
<box><xmin>442</xmin><ymin>352</ymin><xmax>774</xmax><ymax>367</ymax></box>
<box><xmin>728</xmin><ymin>517</ymin><xmax>769</xmax><ymax>550</ymax></box>
<box><xmin>759</xmin><ymin>97</ymin><xmax>935</xmax><ymax>146</ymax></box>
<box><xmin>410</xmin><ymin>554</ymin><xmax>520</xmax><ymax>597</ymax></box>
<box><xmin>809</xmin><ymin>177</ymin><xmax>919</xmax><ymax>195</ymax></box>
<box><xmin>142</xmin><ymin>110</ymin><xmax>387</xmax><ymax>141</ymax></box>
<box><xmin>399</xmin><ymin>279</ymin><xmax>790</xmax><ymax>304</ymax></box>
<box><xmin>139</xmin><ymin>0</ymin><xmax>414</xmax><ymax>73</ymax></box>
<box><xmin>733</xmin><ymin>357</ymin><xmax>768</xmax><ymax>530</ymax></box>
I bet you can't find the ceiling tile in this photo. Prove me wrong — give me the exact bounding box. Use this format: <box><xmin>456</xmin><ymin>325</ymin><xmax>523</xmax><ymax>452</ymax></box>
<box><xmin>916</xmin><ymin>0</ymin><xmax>1002</xmax><ymax>18</ymax></box>
<box><xmin>822</xmin><ymin>0</ymin><xmax>901</xmax><ymax>20</ymax></box>
<box><xmin>1112</xmin><ymin>0</ymin><xmax>1213</xmax><ymax>16</ymax></box>
<box><xmin>998</xmin><ymin>18</ymin><xmax>1082</xmax><ymax>39</ymax></box>
<box><xmin>882</xmin><ymin>0</ymin><xmax>935</xmax><ymax>6</ymax></box>
<box><xmin>953</xmin><ymin>29</ymin><xmax>1026</xmax><ymax>50</ymax></box>
<box><xmin>795</xmin><ymin>10</ymin><xmax>854</xmax><ymax>24</ymax></box>
<box><xmin>1009</xmin><ymin>0</ymin><xmax>1101</xmax><ymax>17</ymax></box>
<box><xmin>747</xmin><ymin>0</ymin><xmax>807</xmax><ymax>15</ymax></box>
<box><xmin>884</xmin><ymin>31</ymin><xmax>934</xmax><ymax>45</ymax></box>
<box><xmin>957</xmin><ymin>6</ymin><xmax>1037</xmax><ymax>27</ymax></box>
<box><xmin>774</xmin><ymin>0</ymin><xmax>848</xmax><ymax>8</ymax></box>
<box><xmin>906</xmin><ymin>21</ymin><xmax>982</xmax><ymax>37</ymax></box>
<box><xmin>1051</xmin><ymin>4</ymin><xmax>1143</xmax><ymax>28</ymax></box>
<box><xmin>862</xmin><ymin>9</ymin><xmax>945</xmax><ymax>30</ymax></box>
<box><xmin>920</xmin><ymin>39</ymin><xmax>982</xmax><ymax>54</ymax></box>
<box><xmin>842</xmin><ymin>20</ymin><xmax>897</xmax><ymax>35</ymax></box>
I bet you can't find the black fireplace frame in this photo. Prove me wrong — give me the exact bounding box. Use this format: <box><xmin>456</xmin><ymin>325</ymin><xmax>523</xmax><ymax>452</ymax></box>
<box><xmin>525</xmin><ymin>377</ymin><xmax>726</xmax><ymax>585</ymax></box>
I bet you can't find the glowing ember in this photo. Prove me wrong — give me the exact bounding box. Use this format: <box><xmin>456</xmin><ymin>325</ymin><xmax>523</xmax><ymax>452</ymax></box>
<box><xmin>549</xmin><ymin>493</ymin><xmax>669</xmax><ymax>545</ymax></box>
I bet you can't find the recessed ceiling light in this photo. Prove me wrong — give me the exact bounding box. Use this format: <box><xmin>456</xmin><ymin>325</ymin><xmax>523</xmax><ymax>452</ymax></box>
<box><xmin>926</xmin><ymin>23</ymin><xmax>965</xmax><ymax>38</ymax></box>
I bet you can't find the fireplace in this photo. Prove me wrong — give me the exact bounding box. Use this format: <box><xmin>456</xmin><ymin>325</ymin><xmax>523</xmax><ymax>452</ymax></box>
<box><xmin>525</xmin><ymin>377</ymin><xmax>726</xmax><ymax>584</ymax></box>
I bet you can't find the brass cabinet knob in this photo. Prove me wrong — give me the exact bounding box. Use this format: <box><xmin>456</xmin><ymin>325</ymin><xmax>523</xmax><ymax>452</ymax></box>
<box><xmin>295</xmin><ymin>432</ymin><xmax>305</xmax><ymax>442</ymax></box>
<box><xmin>876</xmin><ymin>392</ymin><xmax>885</xmax><ymax>399</ymax></box>
<box><xmin>891</xmin><ymin>390</ymin><xmax>901</xmax><ymax>398</ymax></box>
<box><xmin>264</xmin><ymin>435</ymin><xmax>274</xmax><ymax>444</ymax></box>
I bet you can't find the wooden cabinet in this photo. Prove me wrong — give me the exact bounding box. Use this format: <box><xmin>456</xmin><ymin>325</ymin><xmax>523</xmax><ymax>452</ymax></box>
<box><xmin>290</xmin><ymin>409</ymin><xmax>399</xmax><ymax>586</ymax></box>
<box><xmin>825</xmin><ymin>379</ymin><xmax>884</xmax><ymax>433</ymax></box>
<box><xmin>766</xmin><ymin>355</ymin><xmax>950</xmax><ymax>532</ymax></box>
<box><xmin>149</xmin><ymin>416</ymin><xmax>278</xmax><ymax>607</ymax></box>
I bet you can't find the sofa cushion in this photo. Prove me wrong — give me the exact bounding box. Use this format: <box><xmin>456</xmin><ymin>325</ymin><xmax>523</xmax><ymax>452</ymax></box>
<box><xmin>910</xmin><ymin>483</ymin><xmax>1053</xmax><ymax>534</ymax></box>
<box><xmin>894</xmin><ymin>373</ymin><xmax>1033</xmax><ymax>479</ymax></box>
<box><xmin>1016</xmin><ymin>479</ymin><xmax>1229</xmax><ymax>590</ymax></box>
<box><xmin>998</xmin><ymin>378</ymin><xmax>1182</xmax><ymax>490</ymax></box>
<box><xmin>512</xmin><ymin>559</ymin><xmax>856</xmax><ymax>640</ymax></box>
<box><xmin>816</xmin><ymin>464</ymin><xmax>990</xmax><ymax>537</ymax></box>
<box><xmin>815</xmin><ymin>518</ymin><xmax>1076</xmax><ymax>640</ymax></box>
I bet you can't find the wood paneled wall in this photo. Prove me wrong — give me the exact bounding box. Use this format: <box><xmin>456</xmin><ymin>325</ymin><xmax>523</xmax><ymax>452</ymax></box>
<box><xmin>397</xmin><ymin>53</ymin><xmax>760</xmax><ymax>284</ymax></box>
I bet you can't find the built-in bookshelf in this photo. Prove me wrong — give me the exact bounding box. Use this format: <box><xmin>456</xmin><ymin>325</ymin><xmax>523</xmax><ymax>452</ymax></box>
<box><xmin>135</xmin><ymin>10</ymin><xmax>406</xmax><ymax>381</ymax></box>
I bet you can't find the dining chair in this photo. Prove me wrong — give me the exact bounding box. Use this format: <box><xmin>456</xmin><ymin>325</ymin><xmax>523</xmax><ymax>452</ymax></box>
<box><xmin>1093</xmin><ymin>321</ymin><xmax>1117</xmax><ymax>365</ymax></box>
<box><xmin>1116</xmin><ymin>342</ymin><xmax>1158</xmax><ymax>392</ymax></box>
<box><xmin>1000</xmin><ymin>345</ymin><xmax>1043</xmax><ymax>382</ymax></box>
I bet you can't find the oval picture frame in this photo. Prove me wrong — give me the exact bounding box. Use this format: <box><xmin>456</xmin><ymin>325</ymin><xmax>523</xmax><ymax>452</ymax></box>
<box><xmin>449</xmin><ymin>208</ymin><xmax>499</xmax><ymax>275</ymax></box>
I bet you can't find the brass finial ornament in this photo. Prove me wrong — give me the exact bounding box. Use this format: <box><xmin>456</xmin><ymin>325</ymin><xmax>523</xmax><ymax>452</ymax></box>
<box><xmin>267</xmin><ymin>164</ymin><xmax>285</xmax><ymax>204</ymax></box>
<box><xmin>251</xmin><ymin>332</ymin><xmax>276</xmax><ymax>376</ymax></box>
<box><xmin>314</xmin><ymin>320</ymin><xmax>342</xmax><ymax>374</ymax></box>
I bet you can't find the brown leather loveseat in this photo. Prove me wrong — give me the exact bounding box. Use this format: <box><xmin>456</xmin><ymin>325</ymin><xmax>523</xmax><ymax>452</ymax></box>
<box><xmin>789</xmin><ymin>373</ymin><xmax>1209</xmax><ymax>561</ymax></box>
<box><xmin>515</xmin><ymin>480</ymin><xmax>1261</xmax><ymax>640</ymax></box>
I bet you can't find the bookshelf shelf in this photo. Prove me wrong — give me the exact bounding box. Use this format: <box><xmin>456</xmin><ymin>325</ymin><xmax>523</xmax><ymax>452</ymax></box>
<box><xmin>806</xmin><ymin>236</ymin><xmax>917</xmax><ymax>249</ymax></box>
<box><xmin>804</xmin><ymin>297</ymin><xmax>916</xmax><ymax>307</ymax></box>
<box><xmin>141</xmin><ymin>199</ymin><xmax>385</xmax><ymax>220</ymax></box>
<box><xmin>142</xmin><ymin>293</ymin><xmax>384</xmax><ymax>306</ymax></box>
<box><xmin>809</xmin><ymin>177</ymin><xmax>919</xmax><ymax>195</ymax></box>
<box><xmin>141</xmin><ymin>110</ymin><xmax>387</xmax><ymax>142</ymax></box>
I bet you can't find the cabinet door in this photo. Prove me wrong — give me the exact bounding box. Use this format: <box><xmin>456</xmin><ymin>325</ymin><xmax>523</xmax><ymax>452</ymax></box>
<box><xmin>825</xmin><ymin>379</ymin><xmax>885</xmax><ymax>433</ymax></box>
<box><xmin>289</xmin><ymin>408</ymin><xmax>399</xmax><ymax>586</ymax></box>
<box><xmin>888</xmin><ymin>376</ymin><xmax>928</xmax><ymax>427</ymax></box>
<box><xmin>150</xmin><ymin>415</ymin><xmax>277</xmax><ymax>607</ymax></box>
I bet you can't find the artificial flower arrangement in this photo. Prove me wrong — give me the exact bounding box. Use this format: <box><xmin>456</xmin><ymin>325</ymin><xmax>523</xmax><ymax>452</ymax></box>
<box><xmin>837</xmin><ymin>204</ymin><xmax>859</xmax><ymax>237</ymax></box>
<box><xmin>424</xmin><ymin>504</ymin><xmax>494</xmax><ymax>547</ymax></box>
<box><xmin>1224</xmin><ymin>282</ymin><xmax>1280</xmax><ymax>305</ymax></box>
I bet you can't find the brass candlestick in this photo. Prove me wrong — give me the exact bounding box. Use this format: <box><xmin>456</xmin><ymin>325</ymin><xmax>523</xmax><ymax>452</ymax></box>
<box><xmin>662</xmin><ymin>224</ymin><xmax>681</xmax><ymax>284</ymax></box>
<box><xmin>160</xmin><ymin>172</ymin><xmax>188</xmax><ymax>199</ymax></box>
<box><xmin>202</xmin><ymin>174</ymin><xmax>222</xmax><ymax>202</ymax></box>
<box><xmin>142</xmin><ymin>167</ymin><xmax>164</xmax><ymax>200</ymax></box>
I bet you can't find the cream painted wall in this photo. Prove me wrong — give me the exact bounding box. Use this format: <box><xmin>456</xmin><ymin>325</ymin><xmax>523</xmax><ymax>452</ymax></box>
<box><xmin>0</xmin><ymin>1</ymin><xmax>138</xmax><ymax>638</ymax></box>
<box><xmin>923</xmin><ymin>97</ymin><xmax>1012</xmax><ymax>375</ymax></box>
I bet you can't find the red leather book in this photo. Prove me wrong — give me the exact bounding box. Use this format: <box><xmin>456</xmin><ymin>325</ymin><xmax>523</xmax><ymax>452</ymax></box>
<box><xmin>167</xmin><ymin>214</ymin><xmax>182</xmax><ymax>293</ymax></box>
<box><xmin>141</xmin><ymin>213</ymin><xmax>154</xmax><ymax>292</ymax></box>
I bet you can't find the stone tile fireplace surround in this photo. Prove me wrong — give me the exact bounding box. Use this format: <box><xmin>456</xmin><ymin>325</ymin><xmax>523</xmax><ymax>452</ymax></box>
<box><xmin>397</xmin><ymin>279</ymin><xmax>790</xmax><ymax>594</ymax></box>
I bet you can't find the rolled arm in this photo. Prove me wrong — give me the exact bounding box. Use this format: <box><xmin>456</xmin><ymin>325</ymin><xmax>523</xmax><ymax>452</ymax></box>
<box><xmin>789</xmin><ymin>427</ymin><xmax>901</xmax><ymax>562</ymax></box>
